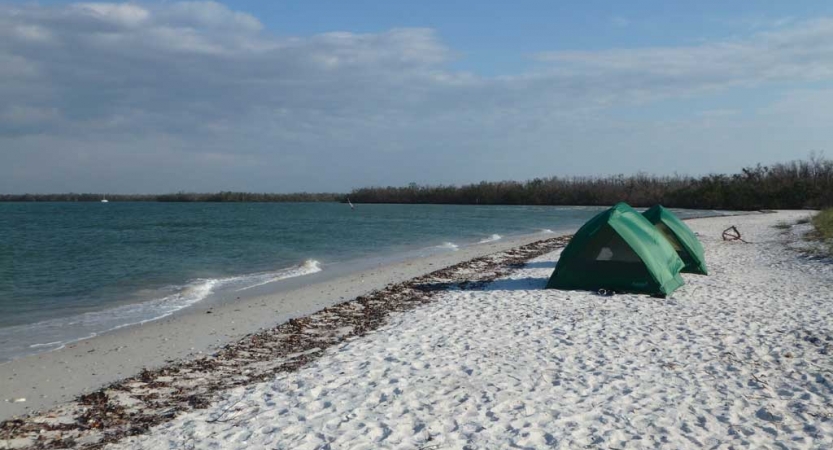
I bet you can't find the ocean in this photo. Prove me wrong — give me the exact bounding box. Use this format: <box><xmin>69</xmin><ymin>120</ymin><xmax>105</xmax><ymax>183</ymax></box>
<box><xmin>0</xmin><ymin>202</ymin><xmax>727</xmax><ymax>362</ymax></box>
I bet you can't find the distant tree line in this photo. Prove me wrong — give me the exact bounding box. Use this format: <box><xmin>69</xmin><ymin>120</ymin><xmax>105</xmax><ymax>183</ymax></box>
<box><xmin>3</xmin><ymin>157</ymin><xmax>832</xmax><ymax>210</ymax></box>
<box><xmin>155</xmin><ymin>192</ymin><xmax>342</xmax><ymax>203</ymax></box>
<box><xmin>347</xmin><ymin>156</ymin><xmax>833</xmax><ymax>210</ymax></box>
<box><xmin>0</xmin><ymin>192</ymin><xmax>341</xmax><ymax>203</ymax></box>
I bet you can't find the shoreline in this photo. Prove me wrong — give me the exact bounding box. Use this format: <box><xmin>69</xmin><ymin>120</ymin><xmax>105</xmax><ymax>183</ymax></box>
<box><xmin>0</xmin><ymin>228</ymin><xmax>541</xmax><ymax>365</ymax></box>
<box><xmin>0</xmin><ymin>206</ymin><xmax>732</xmax><ymax>366</ymax></box>
<box><xmin>0</xmin><ymin>230</ymin><xmax>568</xmax><ymax>422</ymax></box>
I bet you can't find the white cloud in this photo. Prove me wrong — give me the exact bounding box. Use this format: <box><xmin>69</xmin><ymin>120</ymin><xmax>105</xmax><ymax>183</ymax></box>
<box><xmin>714</xmin><ymin>15</ymin><xmax>795</xmax><ymax>32</ymax></box>
<box><xmin>696</xmin><ymin>109</ymin><xmax>739</xmax><ymax>118</ymax></box>
<box><xmin>1</xmin><ymin>105</ymin><xmax>59</xmax><ymax>124</ymax></box>
<box><xmin>10</xmin><ymin>24</ymin><xmax>53</xmax><ymax>42</ymax></box>
<box><xmin>611</xmin><ymin>16</ymin><xmax>630</xmax><ymax>27</ymax></box>
<box><xmin>0</xmin><ymin>53</ymin><xmax>40</xmax><ymax>78</ymax></box>
<box><xmin>535</xmin><ymin>18</ymin><xmax>833</xmax><ymax>99</ymax></box>
<box><xmin>1</xmin><ymin>2</ymin><xmax>833</xmax><ymax>192</ymax></box>
<box><xmin>73</xmin><ymin>3</ymin><xmax>151</xmax><ymax>27</ymax></box>
<box><xmin>164</xmin><ymin>1</ymin><xmax>262</xmax><ymax>32</ymax></box>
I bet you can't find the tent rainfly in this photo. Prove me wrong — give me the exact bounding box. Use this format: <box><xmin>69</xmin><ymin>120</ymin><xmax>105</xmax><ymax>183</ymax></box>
<box><xmin>642</xmin><ymin>205</ymin><xmax>708</xmax><ymax>275</ymax></box>
<box><xmin>546</xmin><ymin>202</ymin><xmax>685</xmax><ymax>296</ymax></box>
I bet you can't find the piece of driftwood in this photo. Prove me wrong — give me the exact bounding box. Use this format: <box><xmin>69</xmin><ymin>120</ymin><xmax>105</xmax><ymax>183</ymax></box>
<box><xmin>722</xmin><ymin>225</ymin><xmax>750</xmax><ymax>243</ymax></box>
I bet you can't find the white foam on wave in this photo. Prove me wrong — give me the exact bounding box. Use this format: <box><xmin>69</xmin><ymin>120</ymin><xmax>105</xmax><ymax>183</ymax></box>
<box><xmin>2</xmin><ymin>279</ymin><xmax>221</xmax><ymax>361</ymax></box>
<box><xmin>234</xmin><ymin>259</ymin><xmax>322</xmax><ymax>292</ymax></box>
<box><xmin>0</xmin><ymin>260</ymin><xmax>323</xmax><ymax>363</ymax></box>
<box><xmin>540</xmin><ymin>229</ymin><xmax>554</xmax><ymax>234</ymax></box>
<box><xmin>479</xmin><ymin>234</ymin><xmax>502</xmax><ymax>243</ymax></box>
<box><xmin>109</xmin><ymin>278</ymin><xmax>220</xmax><ymax>329</ymax></box>
<box><xmin>28</xmin><ymin>341</ymin><xmax>63</xmax><ymax>349</ymax></box>
<box><xmin>437</xmin><ymin>242</ymin><xmax>460</xmax><ymax>251</ymax></box>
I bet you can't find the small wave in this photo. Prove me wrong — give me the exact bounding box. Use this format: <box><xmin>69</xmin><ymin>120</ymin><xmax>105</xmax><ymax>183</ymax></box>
<box><xmin>479</xmin><ymin>234</ymin><xmax>502</xmax><ymax>243</ymax></box>
<box><xmin>101</xmin><ymin>279</ymin><xmax>219</xmax><ymax>330</ymax></box>
<box><xmin>0</xmin><ymin>260</ymin><xmax>326</xmax><ymax>362</ymax></box>
<box><xmin>29</xmin><ymin>341</ymin><xmax>63</xmax><ymax>349</ymax></box>
<box><xmin>0</xmin><ymin>280</ymin><xmax>217</xmax><ymax>362</ymax></box>
<box><xmin>234</xmin><ymin>259</ymin><xmax>322</xmax><ymax>291</ymax></box>
<box><xmin>437</xmin><ymin>242</ymin><xmax>460</xmax><ymax>251</ymax></box>
<box><xmin>540</xmin><ymin>229</ymin><xmax>554</xmax><ymax>234</ymax></box>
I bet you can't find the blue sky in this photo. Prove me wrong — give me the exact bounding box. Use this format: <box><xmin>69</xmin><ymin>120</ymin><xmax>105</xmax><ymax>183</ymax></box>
<box><xmin>3</xmin><ymin>1</ymin><xmax>833</xmax><ymax>193</ymax></box>
<box><xmin>212</xmin><ymin>1</ymin><xmax>833</xmax><ymax>59</ymax></box>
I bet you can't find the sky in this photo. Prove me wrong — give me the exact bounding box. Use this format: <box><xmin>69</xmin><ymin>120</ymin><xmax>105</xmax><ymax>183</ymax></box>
<box><xmin>2</xmin><ymin>1</ymin><xmax>833</xmax><ymax>193</ymax></box>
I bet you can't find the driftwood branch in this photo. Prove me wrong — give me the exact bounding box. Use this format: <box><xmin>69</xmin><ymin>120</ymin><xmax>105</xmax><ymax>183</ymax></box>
<box><xmin>722</xmin><ymin>226</ymin><xmax>751</xmax><ymax>243</ymax></box>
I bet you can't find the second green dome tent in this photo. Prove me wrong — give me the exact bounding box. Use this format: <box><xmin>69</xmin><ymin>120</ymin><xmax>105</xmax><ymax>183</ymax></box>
<box><xmin>546</xmin><ymin>203</ymin><xmax>708</xmax><ymax>296</ymax></box>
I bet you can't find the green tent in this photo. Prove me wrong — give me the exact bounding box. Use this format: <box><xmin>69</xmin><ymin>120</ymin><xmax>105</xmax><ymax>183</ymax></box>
<box><xmin>546</xmin><ymin>202</ymin><xmax>685</xmax><ymax>295</ymax></box>
<box><xmin>642</xmin><ymin>205</ymin><xmax>708</xmax><ymax>275</ymax></box>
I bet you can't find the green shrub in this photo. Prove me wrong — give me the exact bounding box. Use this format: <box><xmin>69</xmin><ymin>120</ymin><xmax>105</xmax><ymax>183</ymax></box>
<box><xmin>811</xmin><ymin>209</ymin><xmax>833</xmax><ymax>246</ymax></box>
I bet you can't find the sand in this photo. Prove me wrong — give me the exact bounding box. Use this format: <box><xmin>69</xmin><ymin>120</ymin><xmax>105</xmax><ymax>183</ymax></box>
<box><xmin>106</xmin><ymin>210</ymin><xmax>833</xmax><ymax>449</ymax></box>
<box><xmin>0</xmin><ymin>232</ymin><xmax>561</xmax><ymax>422</ymax></box>
<box><xmin>4</xmin><ymin>210</ymin><xmax>830</xmax><ymax>449</ymax></box>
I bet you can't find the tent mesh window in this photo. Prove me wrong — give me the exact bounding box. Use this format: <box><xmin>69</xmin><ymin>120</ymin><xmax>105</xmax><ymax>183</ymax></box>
<box><xmin>568</xmin><ymin>225</ymin><xmax>653</xmax><ymax>283</ymax></box>
<box><xmin>579</xmin><ymin>226</ymin><xmax>641</xmax><ymax>262</ymax></box>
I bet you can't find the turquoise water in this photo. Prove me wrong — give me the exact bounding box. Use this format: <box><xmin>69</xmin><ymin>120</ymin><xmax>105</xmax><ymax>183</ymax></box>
<box><xmin>0</xmin><ymin>203</ymin><xmax>725</xmax><ymax>361</ymax></box>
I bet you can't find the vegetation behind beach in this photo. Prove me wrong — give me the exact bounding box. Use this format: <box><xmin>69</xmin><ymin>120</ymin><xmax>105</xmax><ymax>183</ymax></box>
<box><xmin>3</xmin><ymin>156</ymin><xmax>832</xmax><ymax>210</ymax></box>
<box><xmin>348</xmin><ymin>156</ymin><xmax>833</xmax><ymax>210</ymax></box>
<box><xmin>810</xmin><ymin>209</ymin><xmax>833</xmax><ymax>254</ymax></box>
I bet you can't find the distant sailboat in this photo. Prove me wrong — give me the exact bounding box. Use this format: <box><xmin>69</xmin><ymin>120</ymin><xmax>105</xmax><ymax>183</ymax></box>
<box><xmin>347</xmin><ymin>198</ymin><xmax>354</xmax><ymax>210</ymax></box>
<box><xmin>101</xmin><ymin>194</ymin><xmax>109</xmax><ymax>203</ymax></box>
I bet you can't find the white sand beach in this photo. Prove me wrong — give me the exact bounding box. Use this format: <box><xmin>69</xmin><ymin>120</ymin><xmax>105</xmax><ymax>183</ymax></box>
<box><xmin>94</xmin><ymin>211</ymin><xmax>831</xmax><ymax>449</ymax></box>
